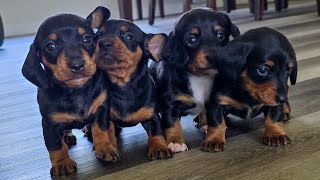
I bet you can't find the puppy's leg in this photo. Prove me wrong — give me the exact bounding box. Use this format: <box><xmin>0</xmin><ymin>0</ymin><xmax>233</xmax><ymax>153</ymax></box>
<box><xmin>201</xmin><ymin>96</ymin><xmax>226</xmax><ymax>152</ymax></box>
<box><xmin>92</xmin><ymin>106</ymin><xmax>119</xmax><ymax>162</ymax></box>
<box><xmin>82</xmin><ymin>125</ymin><xmax>93</xmax><ymax>142</ymax></box>
<box><xmin>194</xmin><ymin>111</ymin><xmax>208</xmax><ymax>134</ymax></box>
<box><xmin>42</xmin><ymin>120</ymin><xmax>77</xmax><ymax>176</ymax></box>
<box><xmin>141</xmin><ymin>113</ymin><xmax>173</xmax><ymax>160</ymax></box>
<box><xmin>283</xmin><ymin>101</ymin><xmax>291</xmax><ymax>121</ymax></box>
<box><xmin>162</xmin><ymin>102</ymin><xmax>188</xmax><ymax>153</ymax></box>
<box><xmin>263</xmin><ymin>105</ymin><xmax>292</xmax><ymax>146</ymax></box>
<box><xmin>63</xmin><ymin>130</ymin><xmax>77</xmax><ymax>146</ymax></box>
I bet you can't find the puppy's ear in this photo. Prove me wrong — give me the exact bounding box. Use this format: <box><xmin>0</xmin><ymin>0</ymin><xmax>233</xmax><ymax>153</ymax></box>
<box><xmin>145</xmin><ymin>33</ymin><xmax>167</xmax><ymax>62</ymax></box>
<box><xmin>86</xmin><ymin>6</ymin><xmax>111</xmax><ymax>29</ymax></box>
<box><xmin>161</xmin><ymin>32</ymin><xmax>189</xmax><ymax>67</ymax></box>
<box><xmin>215</xmin><ymin>43</ymin><xmax>251</xmax><ymax>80</ymax></box>
<box><xmin>220</xmin><ymin>13</ymin><xmax>240</xmax><ymax>38</ymax></box>
<box><xmin>230</xmin><ymin>23</ymin><xmax>240</xmax><ymax>38</ymax></box>
<box><xmin>21</xmin><ymin>43</ymin><xmax>48</xmax><ymax>88</ymax></box>
<box><xmin>290</xmin><ymin>60</ymin><xmax>297</xmax><ymax>85</ymax></box>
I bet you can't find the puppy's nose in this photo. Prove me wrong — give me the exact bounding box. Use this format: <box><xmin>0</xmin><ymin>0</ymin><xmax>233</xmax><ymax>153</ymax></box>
<box><xmin>99</xmin><ymin>42</ymin><xmax>113</xmax><ymax>51</ymax></box>
<box><xmin>276</xmin><ymin>95</ymin><xmax>287</xmax><ymax>104</ymax></box>
<box><xmin>69</xmin><ymin>61</ymin><xmax>85</xmax><ymax>73</ymax></box>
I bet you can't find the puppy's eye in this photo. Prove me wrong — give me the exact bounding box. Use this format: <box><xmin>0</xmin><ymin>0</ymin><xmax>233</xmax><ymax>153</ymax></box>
<box><xmin>83</xmin><ymin>35</ymin><xmax>92</xmax><ymax>44</ymax></box>
<box><xmin>256</xmin><ymin>65</ymin><xmax>270</xmax><ymax>76</ymax></box>
<box><xmin>123</xmin><ymin>32</ymin><xmax>135</xmax><ymax>42</ymax></box>
<box><xmin>187</xmin><ymin>35</ymin><xmax>198</xmax><ymax>47</ymax></box>
<box><xmin>217</xmin><ymin>32</ymin><xmax>225</xmax><ymax>41</ymax></box>
<box><xmin>45</xmin><ymin>41</ymin><xmax>56</xmax><ymax>52</ymax></box>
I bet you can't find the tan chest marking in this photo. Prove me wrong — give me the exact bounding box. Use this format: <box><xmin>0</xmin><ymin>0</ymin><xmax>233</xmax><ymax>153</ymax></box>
<box><xmin>88</xmin><ymin>90</ymin><xmax>107</xmax><ymax>115</ymax></box>
<box><xmin>124</xmin><ymin>107</ymin><xmax>154</xmax><ymax>123</ymax></box>
<box><xmin>218</xmin><ymin>95</ymin><xmax>246</xmax><ymax>110</ymax></box>
<box><xmin>50</xmin><ymin>113</ymin><xmax>81</xmax><ymax>123</ymax></box>
<box><xmin>110</xmin><ymin>107</ymin><xmax>154</xmax><ymax>123</ymax></box>
<box><xmin>175</xmin><ymin>94</ymin><xmax>194</xmax><ymax>106</ymax></box>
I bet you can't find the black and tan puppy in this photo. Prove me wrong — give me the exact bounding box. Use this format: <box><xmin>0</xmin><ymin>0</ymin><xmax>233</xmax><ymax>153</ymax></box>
<box><xmin>202</xmin><ymin>27</ymin><xmax>298</xmax><ymax>152</ymax></box>
<box><xmin>150</xmin><ymin>8</ymin><xmax>240</xmax><ymax>153</ymax></box>
<box><xmin>87</xmin><ymin>8</ymin><xmax>172</xmax><ymax>160</ymax></box>
<box><xmin>21</xmin><ymin>7</ymin><xmax>118</xmax><ymax>176</ymax></box>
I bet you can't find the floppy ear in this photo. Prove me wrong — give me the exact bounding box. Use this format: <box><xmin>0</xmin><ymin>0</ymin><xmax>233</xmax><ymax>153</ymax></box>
<box><xmin>21</xmin><ymin>43</ymin><xmax>48</xmax><ymax>88</ymax></box>
<box><xmin>161</xmin><ymin>32</ymin><xmax>189</xmax><ymax>67</ymax></box>
<box><xmin>230</xmin><ymin>23</ymin><xmax>240</xmax><ymax>38</ymax></box>
<box><xmin>290</xmin><ymin>60</ymin><xmax>297</xmax><ymax>85</ymax></box>
<box><xmin>215</xmin><ymin>42</ymin><xmax>251</xmax><ymax>81</ymax></box>
<box><xmin>86</xmin><ymin>6</ymin><xmax>111</xmax><ymax>29</ymax></box>
<box><xmin>220</xmin><ymin>13</ymin><xmax>240</xmax><ymax>38</ymax></box>
<box><xmin>145</xmin><ymin>33</ymin><xmax>167</xmax><ymax>62</ymax></box>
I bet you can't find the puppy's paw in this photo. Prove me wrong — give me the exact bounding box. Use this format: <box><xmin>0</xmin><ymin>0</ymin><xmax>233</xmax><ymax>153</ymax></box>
<box><xmin>50</xmin><ymin>158</ymin><xmax>77</xmax><ymax>176</ymax></box>
<box><xmin>94</xmin><ymin>143</ymin><xmax>119</xmax><ymax>162</ymax></box>
<box><xmin>168</xmin><ymin>142</ymin><xmax>188</xmax><ymax>153</ymax></box>
<box><xmin>148</xmin><ymin>136</ymin><xmax>173</xmax><ymax>160</ymax></box>
<box><xmin>263</xmin><ymin>134</ymin><xmax>292</xmax><ymax>146</ymax></box>
<box><xmin>82</xmin><ymin>125</ymin><xmax>93</xmax><ymax>142</ymax></box>
<box><xmin>63</xmin><ymin>131</ymin><xmax>77</xmax><ymax>146</ymax></box>
<box><xmin>201</xmin><ymin>139</ymin><xmax>225</xmax><ymax>152</ymax></box>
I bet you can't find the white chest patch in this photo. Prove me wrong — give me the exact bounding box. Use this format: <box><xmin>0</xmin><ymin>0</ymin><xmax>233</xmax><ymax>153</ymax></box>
<box><xmin>188</xmin><ymin>75</ymin><xmax>214</xmax><ymax>115</ymax></box>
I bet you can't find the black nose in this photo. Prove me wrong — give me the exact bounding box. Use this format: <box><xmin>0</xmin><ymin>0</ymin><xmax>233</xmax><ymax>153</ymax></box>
<box><xmin>99</xmin><ymin>42</ymin><xmax>113</xmax><ymax>51</ymax></box>
<box><xmin>276</xmin><ymin>95</ymin><xmax>287</xmax><ymax>104</ymax></box>
<box><xmin>69</xmin><ymin>62</ymin><xmax>85</xmax><ymax>72</ymax></box>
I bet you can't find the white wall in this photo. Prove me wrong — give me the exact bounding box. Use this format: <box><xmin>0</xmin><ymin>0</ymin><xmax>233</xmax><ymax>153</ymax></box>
<box><xmin>0</xmin><ymin>0</ymin><xmax>119</xmax><ymax>37</ymax></box>
<box><xmin>0</xmin><ymin>0</ymin><xmax>249</xmax><ymax>37</ymax></box>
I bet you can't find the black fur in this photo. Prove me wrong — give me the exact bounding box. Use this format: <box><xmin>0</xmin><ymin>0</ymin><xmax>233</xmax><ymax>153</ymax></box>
<box><xmin>91</xmin><ymin>16</ymin><xmax>173</xmax><ymax>160</ymax></box>
<box><xmin>203</xmin><ymin>27</ymin><xmax>297</xmax><ymax>152</ymax></box>
<box><xmin>21</xmin><ymin>7</ymin><xmax>111</xmax><ymax>176</ymax></box>
<box><xmin>150</xmin><ymin>8</ymin><xmax>240</xmax><ymax>152</ymax></box>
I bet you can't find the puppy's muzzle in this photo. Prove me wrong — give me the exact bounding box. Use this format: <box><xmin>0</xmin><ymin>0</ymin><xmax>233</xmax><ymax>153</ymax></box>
<box><xmin>68</xmin><ymin>60</ymin><xmax>85</xmax><ymax>73</ymax></box>
<box><xmin>276</xmin><ymin>95</ymin><xmax>287</xmax><ymax>104</ymax></box>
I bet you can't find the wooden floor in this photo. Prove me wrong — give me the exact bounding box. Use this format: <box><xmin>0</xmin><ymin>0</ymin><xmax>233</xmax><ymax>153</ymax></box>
<box><xmin>1</xmin><ymin>1</ymin><xmax>320</xmax><ymax>180</ymax></box>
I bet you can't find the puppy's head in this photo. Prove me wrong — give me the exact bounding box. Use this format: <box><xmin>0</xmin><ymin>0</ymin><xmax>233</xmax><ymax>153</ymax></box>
<box><xmin>234</xmin><ymin>45</ymin><xmax>296</xmax><ymax>106</ymax></box>
<box><xmin>22</xmin><ymin>7</ymin><xmax>110</xmax><ymax>88</ymax></box>
<box><xmin>162</xmin><ymin>8</ymin><xmax>240</xmax><ymax>76</ymax></box>
<box><xmin>91</xmin><ymin>16</ymin><xmax>167</xmax><ymax>86</ymax></box>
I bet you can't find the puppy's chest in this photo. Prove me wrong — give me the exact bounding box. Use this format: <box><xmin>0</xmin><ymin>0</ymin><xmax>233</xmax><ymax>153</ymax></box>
<box><xmin>46</xmin><ymin>89</ymin><xmax>107</xmax><ymax>124</ymax></box>
<box><xmin>110</xmin><ymin>85</ymin><xmax>155</xmax><ymax>124</ymax></box>
<box><xmin>187</xmin><ymin>75</ymin><xmax>214</xmax><ymax>114</ymax></box>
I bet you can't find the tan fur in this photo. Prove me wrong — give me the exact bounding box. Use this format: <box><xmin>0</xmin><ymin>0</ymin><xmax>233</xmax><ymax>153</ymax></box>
<box><xmin>88</xmin><ymin>90</ymin><xmax>107</xmax><ymax>115</ymax></box>
<box><xmin>188</xmin><ymin>50</ymin><xmax>217</xmax><ymax>76</ymax></box>
<box><xmin>175</xmin><ymin>94</ymin><xmax>194</xmax><ymax>106</ymax></box>
<box><xmin>50</xmin><ymin>112</ymin><xmax>81</xmax><ymax>123</ymax></box>
<box><xmin>125</xmin><ymin>107</ymin><xmax>154</xmax><ymax>123</ymax></box>
<box><xmin>218</xmin><ymin>95</ymin><xmax>245</xmax><ymax>110</ymax></box>
<box><xmin>206</xmin><ymin>120</ymin><xmax>227</xmax><ymax>144</ymax></box>
<box><xmin>42</xmin><ymin>49</ymin><xmax>96</xmax><ymax>88</ymax></box>
<box><xmin>165</xmin><ymin>120</ymin><xmax>185</xmax><ymax>144</ymax></box>
<box><xmin>242</xmin><ymin>70</ymin><xmax>277</xmax><ymax>105</ymax></box>
<box><xmin>48</xmin><ymin>33</ymin><xmax>57</xmax><ymax>40</ymax></box>
<box><xmin>49</xmin><ymin>140</ymin><xmax>77</xmax><ymax>175</ymax></box>
<box><xmin>97</xmin><ymin>37</ymin><xmax>143</xmax><ymax>86</ymax></box>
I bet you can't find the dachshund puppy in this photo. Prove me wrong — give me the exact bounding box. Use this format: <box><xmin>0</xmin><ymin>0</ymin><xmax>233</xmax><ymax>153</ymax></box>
<box><xmin>87</xmin><ymin>8</ymin><xmax>172</xmax><ymax>160</ymax></box>
<box><xmin>203</xmin><ymin>27</ymin><xmax>298</xmax><ymax>152</ymax></box>
<box><xmin>150</xmin><ymin>8</ymin><xmax>240</xmax><ymax>153</ymax></box>
<box><xmin>21</xmin><ymin>7</ymin><xmax>116</xmax><ymax>176</ymax></box>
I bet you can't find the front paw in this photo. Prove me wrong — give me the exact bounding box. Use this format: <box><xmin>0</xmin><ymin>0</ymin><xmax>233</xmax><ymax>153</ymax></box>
<box><xmin>94</xmin><ymin>143</ymin><xmax>119</xmax><ymax>162</ymax></box>
<box><xmin>263</xmin><ymin>134</ymin><xmax>292</xmax><ymax>146</ymax></box>
<box><xmin>148</xmin><ymin>136</ymin><xmax>173</xmax><ymax>160</ymax></box>
<box><xmin>201</xmin><ymin>138</ymin><xmax>225</xmax><ymax>152</ymax></box>
<box><xmin>50</xmin><ymin>158</ymin><xmax>77</xmax><ymax>176</ymax></box>
<box><xmin>168</xmin><ymin>142</ymin><xmax>188</xmax><ymax>153</ymax></box>
<box><xmin>63</xmin><ymin>130</ymin><xmax>77</xmax><ymax>146</ymax></box>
